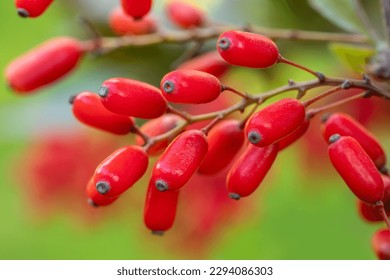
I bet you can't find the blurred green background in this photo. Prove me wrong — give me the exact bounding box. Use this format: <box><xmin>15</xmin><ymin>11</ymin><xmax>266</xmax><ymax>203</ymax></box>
<box><xmin>0</xmin><ymin>0</ymin><xmax>388</xmax><ymax>259</ymax></box>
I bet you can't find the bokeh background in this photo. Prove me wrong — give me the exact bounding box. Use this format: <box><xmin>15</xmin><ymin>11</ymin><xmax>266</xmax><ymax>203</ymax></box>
<box><xmin>0</xmin><ymin>0</ymin><xmax>388</xmax><ymax>259</ymax></box>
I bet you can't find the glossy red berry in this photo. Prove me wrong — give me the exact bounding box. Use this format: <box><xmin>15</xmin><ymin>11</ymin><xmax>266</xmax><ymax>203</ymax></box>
<box><xmin>160</xmin><ymin>69</ymin><xmax>222</xmax><ymax>104</ymax></box>
<box><xmin>198</xmin><ymin>120</ymin><xmax>245</xmax><ymax>175</ymax></box>
<box><xmin>135</xmin><ymin>114</ymin><xmax>184</xmax><ymax>156</ymax></box>
<box><xmin>245</xmin><ymin>98</ymin><xmax>306</xmax><ymax>147</ymax></box>
<box><xmin>176</xmin><ymin>51</ymin><xmax>230</xmax><ymax>78</ymax></box>
<box><xmin>227</xmin><ymin>143</ymin><xmax>278</xmax><ymax>199</ymax></box>
<box><xmin>15</xmin><ymin>0</ymin><xmax>53</xmax><ymax>18</ymax></box>
<box><xmin>151</xmin><ymin>130</ymin><xmax>208</xmax><ymax>192</ymax></box>
<box><xmin>328</xmin><ymin>134</ymin><xmax>384</xmax><ymax>204</ymax></box>
<box><xmin>94</xmin><ymin>145</ymin><xmax>149</xmax><ymax>198</ymax></box>
<box><xmin>121</xmin><ymin>0</ymin><xmax>152</xmax><ymax>19</ymax></box>
<box><xmin>166</xmin><ymin>1</ymin><xmax>205</xmax><ymax>29</ymax></box>
<box><xmin>109</xmin><ymin>7</ymin><xmax>156</xmax><ymax>35</ymax></box>
<box><xmin>86</xmin><ymin>178</ymin><xmax>118</xmax><ymax>207</ymax></box>
<box><xmin>372</xmin><ymin>229</ymin><xmax>390</xmax><ymax>260</ymax></box>
<box><xmin>144</xmin><ymin>179</ymin><xmax>179</xmax><ymax>234</ymax></box>
<box><xmin>277</xmin><ymin>115</ymin><xmax>310</xmax><ymax>151</ymax></box>
<box><xmin>217</xmin><ymin>30</ymin><xmax>280</xmax><ymax>68</ymax></box>
<box><xmin>322</xmin><ymin>112</ymin><xmax>386</xmax><ymax>169</ymax></box>
<box><xmin>5</xmin><ymin>37</ymin><xmax>84</xmax><ymax>93</ymax></box>
<box><xmin>71</xmin><ymin>91</ymin><xmax>135</xmax><ymax>135</ymax></box>
<box><xmin>98</xmin><ymin>78</ymin><xmax>167</xmax><ymax>119</ymax></box>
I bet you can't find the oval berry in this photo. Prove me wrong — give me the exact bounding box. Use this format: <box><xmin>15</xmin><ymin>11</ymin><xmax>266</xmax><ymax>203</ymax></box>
<box><xmin>328</xmin><ymin>134</ymin><xmax>384</xmax><ymax>204</ymax></box>
<box><xmin>277</xmin><ymin>115</ymin><xmax>310</xmax><ymax>151</ymax></box>
<box><xmin>322</xmin><ymin>112</ymin><xmax>386</xmax><ymax>169</ymax></box>
<box><xmin>245</xmin><ymin>98</ymin><xmax>306</xmax><ymax>147</ymax></box>
<box><xmin>98</xmin><ymin>78</ymin><xmax>167</xmax><ymax>119</ymax></box>
<box><xmin>217</xmin><ymin>30</ymin><xmax>280</xmax><ymax>68</ymax></box>
<box><xmin>86</xmin><ymin>178</ymin><xmax>118</xmax><ymax>207</ymax></box>
<box><xmin>109</xmin><ymin>7</ymin><xmax>156</xmax><ymax>36</ymax></box>
<box><xmin>198</xmin><ymin>119</ymin><xmax>245</xmax><ymax>175</ymax></box>
<box><xmin>71</xmin><ymin>91</ymin><xmax>135</xmax><ymax>135</ymax></box>
<box><xmin>151</xmin><ymin>130</ymin><xmax>208</xmax><ymax>192</ymax></box>
<box><xmin>177</xmin><ymin>51</ymin><xmax>230</xmax><ymax>78</ymax></box>
<box><xmin>94</xmin><ymin>145</ymin><xmax>149</xmax><ymax>198</ymax></box>
<box><xmin>160</xmin><ymin>69</ymin><xmax>222</xmax><ymax>104</ymax></box>
<box><xmin>5</xmin><ymin>37</ymin><xmax>84</xmax><ymax>93</ymax></box>
<box><xmin>144</xmin><ymin>179</ymin><xmax>179</xmax><ymax>234</ymax></box>
<box><xmin>135</xmin><ymin>114</ymin><xmax>184</xmax><ymax>156</ymax></box>
<box><xmin>166</xmin><ymin>1</ymin><xmax>205</xmax><ymax>29</ymax></box>
<box><xmin>121</xmin><ymin>0</ymin><xmax>152</xmax><ymax>19</ymax></box>
<box><xmin>227</xmin><ymin>143</ymin><xmax>278</xmax><ymax>199</ymax></box>
<box><xmin>372</xmin><ymin>229</ymin><xmax>390</xmax><ymax>260</ymax></box>
<box><xmin>15</xmin><ymin>0</ymin><xmax>53</xmax><ymax>18</ymax></box>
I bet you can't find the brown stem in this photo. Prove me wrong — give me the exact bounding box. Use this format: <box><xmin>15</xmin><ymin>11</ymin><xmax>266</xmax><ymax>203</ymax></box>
<box><xmin>302</xmin><ymin>86</ymin><xmax>342</xmax><ymax>107</ymax></box>
<box><xmin>166</xmin><ymin>105</ymin><xmax>193</xmax><ymax>122</ymax></box>
<box><xmin>376</xmin><ymin>201</ymin><xmax>390</xmax><ymax>230</ymax></box>
<box><xmin>222</xmin><ymin>85</ymin><xmax>250</xmax><ymax>99</ymax></box>
<box><xmin>278</xmin><ymin>56</ymin><xmax>325</xmax><ymax>81</ymax></box>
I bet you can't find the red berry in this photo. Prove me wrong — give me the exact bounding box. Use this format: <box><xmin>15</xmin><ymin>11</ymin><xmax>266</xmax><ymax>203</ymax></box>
<box><xmin>176</xmin><ymin>51</ymin><xmax>230</xmax><ymax>78</ymax></box>
<box><xmin>5</xmin><ymin>37</ymin><xmax>84</xmax><ymax>93</ymax></box>
<box><xmin>328</xmin><ymin>134</ymin><xmax>384</xmax><ymax>204</ymax></box>
<box><xmin>322</xmin><ymin>112</ymin><xmax>386</xmax><ymax>169</ymax></box>
<box><xmin>198</xmin><ymin>120</ymin><xmax>245</xmax><ymax>175</ymax></box>
<box><xmin>151</xmin><ymin>130</ymin><xmax>208</xmax><ymax>192</ymax></box>
<box><xmin>372</xmin><ymin>229</ymin><xmax>390</xmax><ymax>260</ymax></box>
<box><xmin>121</xmin><ymin>0</ymin><xmax>152</xmax><ymax>19</ymax></box>
<box><xmin>160</xmin><ymin>69</ymin><xmax>222</xmax><ymax>104</ymax></box>
<box><xmin>166</xmin><ymin>1</ymin><xmax>205</xmax><ymax>29</ymax></box>
<box><xmin>15</xmin><ymin>0</ymin><xmax>53</xmax><ymax>18</ymax></box>
<box><xmin>86</xmin><ymin>178</ymin><xmax>118</xmax><ymax>207</ymax></box>
<box><xmin>98</xmin><ymin>78</ymin><xmax>167</xmax><ymax>119</ymax></box>
<box><xmin>144</xmin><ymin>179</ymin><xmax>179</xmax><ymax>234</ymax></box>
<box><xmin>245</xmin><ymin>98</ymin><xmax>306</xmax><ymax>147</ymax></box>
<box><xmin>71</xmin><ymin>91</ymin><xmax>135</xmax><ymax>135</ymax></box>
<box><xmin>135</xmin><ymin>114</ymin><xmax>184</xmax><ymax>156</ymax></box>
<box><xmin>94</xmin><ymin>145</ymin><xmax>149</xmax><ymax>198</ymax></box>
<box><xmin>217</xmin><ymin>30</ymin><xmax>280</xmax><ymax>68</ymax></box>
<box><xmin>277</xmin><ymin>115</ymin><xmax>310</xmax><ymax>151</ymax></box>
<box><xmin>109</xmin><ymin>7</ymin><xmax>156</xmax><ymax>36</ymax></box>
<box><xmin>227</xmin><ymin>143</ymin><xmax>278</xmax><ymax>199</ymax></box>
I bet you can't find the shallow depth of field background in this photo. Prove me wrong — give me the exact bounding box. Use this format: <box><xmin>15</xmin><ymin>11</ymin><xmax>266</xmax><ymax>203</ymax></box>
<box><xmin>0</xmin><ymin>0</ymin><xmax>388</xmax><ymax>259</ymax></box>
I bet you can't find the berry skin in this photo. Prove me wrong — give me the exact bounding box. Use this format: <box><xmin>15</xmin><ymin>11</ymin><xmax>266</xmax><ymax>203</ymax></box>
<box><xmin>217</xmin><ymin>30</ymin><xmax>280</xmax><ymax>68</ymax></box>
<box><xmin>15</xmin><ymin>0</ymin><xmax>53</xmax><ymax>18</ymax></box>
<box><xmin>151</xmin><ymin>130</ymin><xmax>208</xmax><ymax>192</ymax></box>
<box><xmin>245</xmin><ymin>98</ymin><xmax>306</xmax><ymax>147</ymax></box>
<box><xmin>227</xmin><ymin>143</ymin><xmax>279</xmax><ymax>199</ymax></box>
<box><xmin>372</xmin><ymin>229</ymin><xmax>390</xmax><ymax>260</ymax></box>
<box><xmin>121</xmin><ymin>0</ymin><xmax>152</xmax><ymax>19</ymax></box>
<box><xmin>328</xmin><ymin>134</ymin><xmax>384</xmax><ymax>204</ymax></box>
<box><xmin>177</xmin><ymin>51</ymin><xmax>230</xmax><ymax>78</ymax></box>
<box><xmin>160</xmin><ymin>69</ymin><xmax>222</xmax><ymax>104</ymax></box>
<box><xmin>277</xmin><ymin>115</ymin><xmax>310</xmax><ymax>151</ymax></box>
<box><xmin>135</xmin><ymin>114</ymin><xmax>184</xmax><ymax>156</ymax></box>
<box><xmin>86</xmin><ymin>178</ymin><xmax>118</xmax><ymax>207</ymax></box>
<box><xmin>71</xmin><ymin>91</ymin><xmax>135</xmax><ymax>135</ymax></box>
<box><xmin>322</xmin><ymin>112</ymin><xmax>386</xmax><ymax>169</ymax></box>
<box><xmin>144</xmin><ymin>179</ymin><xmax>179</xmax><ymax>235</ymax></box>
<box><xmin>109</xmin><ymin>7</ymin><xmax>156</xmax><ymax>36</ymax></box>
<box><xmin>5</xmin><ymin>37</ymin><xmax>84</xmax><ymax>93</ymax></box>
<box><xmin>94</xmin><ymin>145</ymin><xmax>149</xmax><ymax>198</ymax></box>
<box><xmin>98</xmin><ymin>78</ymin><xmax>167</xmax><ymax>119</ymax></box>
<box><xmin>166</xmin><ymin>1</ymin><xmax>205</xmax><ymax>29</ymax></box>
<box><xmin>198</xmin><ymin>119</ymin><xmax>245</xmax><ymax>175</ymax></box>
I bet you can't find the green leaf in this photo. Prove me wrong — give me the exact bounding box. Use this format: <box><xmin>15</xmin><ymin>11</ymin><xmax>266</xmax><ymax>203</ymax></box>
<box><xmin>308</xmin><ymin>0</ymin><xmax>366</xmax><ymax>33</ymax></box>
<box><xmin>328</xmin><ymin>42</ymin><xmax>374</xmax><ymax>73</ymax></box>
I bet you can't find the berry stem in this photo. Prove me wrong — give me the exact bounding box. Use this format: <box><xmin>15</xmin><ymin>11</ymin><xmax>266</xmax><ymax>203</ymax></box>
<box><xmin>166</xmin><ymin>105</ymin><xmax>193</xmax><ymax>122</ymax></box>
<box><xmin>376</xmin><ymin>201</ymin><xmax>390</xmax><ymax>230</ymax></box>
<box><xmin>222</xmin><ymin>85</ymin><xmax>250</xmax><ymax>99</ymax></box>
<box><xmin>302</xmin><ymin>86</ymin><xmax>342</xmax><ymax>107</ymax></box>
<box><xmin>278</xmin><ymin>56</ymin><xmax>325</xmax><ymax>81</ymax></box>
<box><xmin>131</xmin><ymin>125</ymin><xmax>150</xmax><ymax>144</ymax></box>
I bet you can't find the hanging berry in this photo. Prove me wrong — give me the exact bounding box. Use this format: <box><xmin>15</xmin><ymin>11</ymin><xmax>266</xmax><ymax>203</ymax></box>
<box><xmin>15</xmin><ymin>0</ymin><xmax>53</xmax><ymax>18</ymax></box>
<box><xmin>166</xmin><ymin>0</ymin><xmax>205</xmax><ymax>29</ymax></box>
<box><xmin>86</xmin><ymin>178</ymin><xmax>118</xmax><ymax>207</ymax></box>
<box><xmin>121</xmin><ymin>0</ymin><xmax>153</xmax><ymax>19</ymax></box>
<box><xmin>109</xmin><ymin>7</ymin><xmax>156</xmax><ymax>36</ymax></box>
<box><xmin>372</xmin><ymin>229</ymin><xmax>390</xmax><ymax>260</ymax></box>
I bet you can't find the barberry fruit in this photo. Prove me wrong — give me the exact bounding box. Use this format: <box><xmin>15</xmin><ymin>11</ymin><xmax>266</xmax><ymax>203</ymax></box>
<box><xmin>227</xmin><ymin>143</ymin><xmax>279</xmax><ymax>199</ymax></box>
<box><xmin>151</xmin><ymin>130</ymin><xmax>208</xmax><ymax>192</ymax></box>
<box><xmin>166</xmin><ymin>1</ymin><xmax>205</xmax><ymax>29</ymax></box>
<box><xmin>372</xmin><ymin>229</ymin><xmax>390</xmax><ymax>260</ymax></box>
<box><xmin>160</xmin><ymin>69</ymin><xmax>222</xmax><ymax>104</ymax></box>
<box><xmin>71</xmin><ymin>91</ymin><xmax>135</xmax><ymax>135</ymax></box>
<box><xmin>15</xmin><ymin>0</ymin><xmax>53</xmax><ymax>18</ymax></box>
<box><xmin>109</xmin><ymin>7</ymin><xmax>156</xmax><ymax>36</ymax></box>
<box><xmin>98</xmin><ymin>78</ymin><xmax>167</xmax><ymax>119</ymax></box>
<box><xmin>5</xmin><ymin>37</ymin><xmax>84</xmax><ymax>93</ymax></box>
<box><xmin>94</xmin><ymin>145</ymin><xmax>149</xmax><ymax>198</ymax></box>
<box><xmin>245</xmin><ymin>98</ymin><xmax>306</xmax><ymax>147</ymax></box>
<box><xmin>121</xmin><ymin>0</ymin><xmax>152</xmax><ymax>19</ymax></box>
<box><xmin>86</xmin><ymin>178</ymin><xmax>118</xmax><ymax>207</ymax></box>
<box><xmin>277</xmin><ymin>115</ymin><xmax>311</xmax><ymax>151</ymax></box>
<box><xmin>328</xmin><ymin>134</ymin><xmax>384</xmax><ymax>204</ymax></box>
<box><xmin>217</xmin><ymin>30</ymin><xmax>280</xmax><ymax>68</ymax></box>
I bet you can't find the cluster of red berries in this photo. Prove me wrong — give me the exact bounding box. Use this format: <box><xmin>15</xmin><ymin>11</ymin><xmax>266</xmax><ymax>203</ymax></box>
<box><xmin>6</xmin><ymin>0</ymin><xmax>390</xmax><ymax>259</ymax></box>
